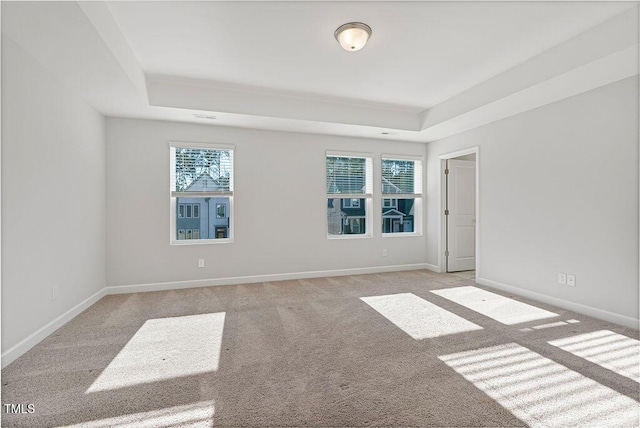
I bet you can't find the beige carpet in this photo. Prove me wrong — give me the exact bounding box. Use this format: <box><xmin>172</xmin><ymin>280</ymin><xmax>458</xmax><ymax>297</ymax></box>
<box><xmin>2</xmin><ymin>270</ymin><xmax>639</xmax><ymax>427</ymax></box>
<box><xmin>449</xmin><ymin>270</ymin><xmax>475</xmax><ymax>281</ymax></box>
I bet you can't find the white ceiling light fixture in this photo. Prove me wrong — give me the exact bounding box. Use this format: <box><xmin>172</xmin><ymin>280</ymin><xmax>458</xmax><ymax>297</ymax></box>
<box><xmin>334</xmin><ymin>22</ymin><xmax>372</xmax><ymax>52</ymax></box>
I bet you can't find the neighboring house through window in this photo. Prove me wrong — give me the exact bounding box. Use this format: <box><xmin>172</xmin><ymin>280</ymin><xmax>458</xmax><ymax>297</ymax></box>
<box><xmin>170</xmin><ymin>143</ymin><xmax>234</xmax><ymax>243</ymax></box>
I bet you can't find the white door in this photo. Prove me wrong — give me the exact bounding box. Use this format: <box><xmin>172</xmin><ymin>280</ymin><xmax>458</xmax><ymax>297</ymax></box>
<box><xmin>447</xmin><ymin>160</ymin><xmax>476</xmax><ymax>272</ymax></box>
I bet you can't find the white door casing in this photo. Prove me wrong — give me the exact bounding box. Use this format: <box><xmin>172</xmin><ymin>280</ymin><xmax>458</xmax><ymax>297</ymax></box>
<box><xmin>447</xmin><ymin>159</ymin><xmax>476</xmax><ymax>272</ymax></box>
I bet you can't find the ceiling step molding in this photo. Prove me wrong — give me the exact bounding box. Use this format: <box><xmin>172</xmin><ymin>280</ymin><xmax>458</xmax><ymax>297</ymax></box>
<box><xmin>146</xmin><ymin>75</ymin><xmax>422</xmax><ymax>131</ymax></box>
<box><xmin>3</xmin><ymin>2</ymin><xmax>637</xmax><ymax>143</ymax></box>
<box><xmin>418</xmin><ymin>6</ymin><xmax>639</xmax><ymax>140</ymax></box>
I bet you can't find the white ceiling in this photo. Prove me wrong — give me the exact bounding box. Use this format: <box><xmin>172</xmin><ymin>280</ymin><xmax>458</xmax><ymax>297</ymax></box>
<box><xmin>2</xmin><ymin>1</ymin><xmax>638</xmax><ymax>143</ymax></box>
<box><xmin>107</xmin><ymin>1</ymin><xmax>631</xmax><ymax>109</ymax></box>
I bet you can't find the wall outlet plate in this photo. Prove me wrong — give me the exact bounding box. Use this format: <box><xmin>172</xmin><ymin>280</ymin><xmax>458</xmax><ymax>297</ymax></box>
<box><xmin>558</xmin><ymin>272</ymin><xmax>567</xmax><ymax>285</ymax></box>
<box><xmin>567</xmin><ymin>274</ymin><xmax>576</xmax><ymax>287</ymax></box>
<box><xmin>198</xmin><ymin>259</ymin><xmax>205</xmax><ymax>268</ymax></box>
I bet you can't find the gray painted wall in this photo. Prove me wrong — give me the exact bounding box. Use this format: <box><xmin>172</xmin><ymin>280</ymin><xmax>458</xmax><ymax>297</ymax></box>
<box><xmin>106</xmin><ymin>118</ymin><xmax>427</xmax><ymax>287</ymax></box>
<box><xmin>426</xmin><ymin>77</ymin><xmax>639</xmax><ymax>322</ymax></box>
<box><xmin>1</xmin><ymin>37</ymin><xmax>106</xmax><ymax>352</ymax></box>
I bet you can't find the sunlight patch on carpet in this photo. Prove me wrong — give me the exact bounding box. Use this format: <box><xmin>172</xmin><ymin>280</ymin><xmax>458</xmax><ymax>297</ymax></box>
<box><xmin>521</xmin><ymin>319</ymin><xmax>581</xmax><ymax>331</ymax></box>
<box><xmin>532</xmin><ymin>321</ymin><xmax>569</xmax><ymax>330</ymax></box>
<box><xmin>431</xmin><ymin>286</ymin><xmax>558</xmax><ymax>325</ymax></box>
<box><xmin>360</xmin><ymin>293</ymin><xmax>482</xmax><ymax>339</ymax></box>
<box><xmin>548</xmin><ymin>330</ymin><xmax>640</xmax><ymax>383</ymax></box>
<box><xmin>87</xmin><ymin>313</ymin><xmax>225</xmax><ymax>393</ymax></box>
<box><xmin>58</xmin><ymin>400</ymin><xmax>215</xmax><ymax>427</ymax></box>
<box><xmin>439</xmin><ymin>343</ymin><xmax>640</xmax><ymax>427</ymax></box>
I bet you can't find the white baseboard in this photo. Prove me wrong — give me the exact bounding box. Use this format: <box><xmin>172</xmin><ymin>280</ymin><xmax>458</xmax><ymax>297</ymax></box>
<box><xmin>1</xmin><ymin>288</ymin><xmax>108</xmax><ymax>369</ymax></box>
<box><xmin>424</xmin><ymin>263</ymin><xmax>441</xmax><ymax>273</ymax></box>
<box><xmin>106</xmin><ymin>263</ymin><xmax>432</xmax><ymax>294</ymax></box>
<box><xmin>477</xmin><ymin>277</ymin><xmax>639</xmax><ymax>330</ymax></box>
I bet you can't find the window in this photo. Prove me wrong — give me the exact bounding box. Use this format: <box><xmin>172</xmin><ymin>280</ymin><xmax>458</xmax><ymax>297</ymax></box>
<box><xmin>216</xmin><ymin>203</ymin><xmax>226</xmax><ymax>219</ymax></box>
<box><xmin>382</xmin><ymin>198</ymin><xmax>397</xmax><ymax>209</ymax></box>
<box><xmin>343</xmin><ymin>199</ymin><xmax>360</xmax><ymax>208</ymax></box>
<box><xmin>170</xmin><ymin>143</ymin><xmax>234</xmax><ymax>243</ymax></box>
<box><xmin>382</xmin><ymin>157</ymin><xmax>422</xmax><ymax>235</ymax></box>
<box><xmin>326</xmin><ymin>152</ymin><xmax>373</xmax><ymax>237</ymax></box>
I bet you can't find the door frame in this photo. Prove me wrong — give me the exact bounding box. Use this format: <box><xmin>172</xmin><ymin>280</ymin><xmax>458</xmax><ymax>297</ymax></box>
<box><xmin>438</xmin><ymin>146</ymin><xmax>480</xmax><ymax>276</ymax></box>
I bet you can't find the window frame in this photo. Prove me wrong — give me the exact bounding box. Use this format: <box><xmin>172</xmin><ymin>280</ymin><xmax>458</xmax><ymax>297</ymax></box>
<box><xmin>381</xmin><ymin>155</ymin><xmax>423</xmax><ymax>237</ymax></box>
<box><xmin>326</xmin><ymin>151</ymin><xmax>373</xmax><ymax>239</ymax></box>
<box><xmin>169</xmin><ymin>142</ymin><xmax>235</xmax><ymax>245</ymax></box>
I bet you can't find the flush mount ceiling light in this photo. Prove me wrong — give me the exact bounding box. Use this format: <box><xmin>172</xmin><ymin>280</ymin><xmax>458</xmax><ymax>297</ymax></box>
<box><xmin>334</xmin><ymin>22</ymin><xmax>372</xmax><ymax>52</ymax></box>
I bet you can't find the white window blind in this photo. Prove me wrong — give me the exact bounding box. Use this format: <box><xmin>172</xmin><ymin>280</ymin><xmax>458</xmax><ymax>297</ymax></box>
<box><xmin>326</xmin><ymin>155</ymin><xmax>373</xmax><ymax>197</ymax></box>
<box><xmin>382</xmin><ymin>158</ymin><xmax>422</xmax><ymax>198</ymax></box>
<box><xmin>170</xmin><ymin>146</ymin><xmax>233</xmax><ymax>197</ymax></box>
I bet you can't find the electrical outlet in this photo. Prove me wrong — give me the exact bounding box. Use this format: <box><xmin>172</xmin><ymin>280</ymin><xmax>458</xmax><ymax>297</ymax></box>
<box><xmin>382</xmin><ymin>249</ymin><xmax>388</xmax><ymax>257</ymax></box>
<box><xmin>567</xmin><ymin>274</ymin><xmax>576</xmax><ymax>287</ymax></box>
<box><xmin>52</xmin><ymin>286</ymin><xmax>58</xmax><ymax>300</ymax></box>
<box><xmin>198</xmin><ymin>259</ymin><xmax>205</xmax><ymax>268</ymax></box>
<box><xmin>558</xmin><ymin>273</ymin><xmax>567</xmax><ymax>285</ymax></box>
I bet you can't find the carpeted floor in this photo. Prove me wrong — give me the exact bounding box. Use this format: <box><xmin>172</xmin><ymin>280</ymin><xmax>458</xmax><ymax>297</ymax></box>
<box><xmin>2</xmin><ymin>270</ymin><xmax>639</xmax><ymax>427</ymax></box>
<box><xmin>450</xmin><ymin>270</ymin><xmax>475</xmax><ymax>281</ymax></box>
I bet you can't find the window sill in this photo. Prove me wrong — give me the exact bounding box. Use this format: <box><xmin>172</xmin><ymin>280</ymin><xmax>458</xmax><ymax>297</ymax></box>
<box><xmin>327</xmin><ymin>234</ymin><xmax>372</xmax><ymax>240</ymax></box>
<box><xmin>170</xmin><ymin>238</ymin><xmax>234</xmax><ymax>246</ymax></box>
<box><xmin>381</xmin><ymin>232</ymin><xmax>422</xmax><ymax>238</ymax></box>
